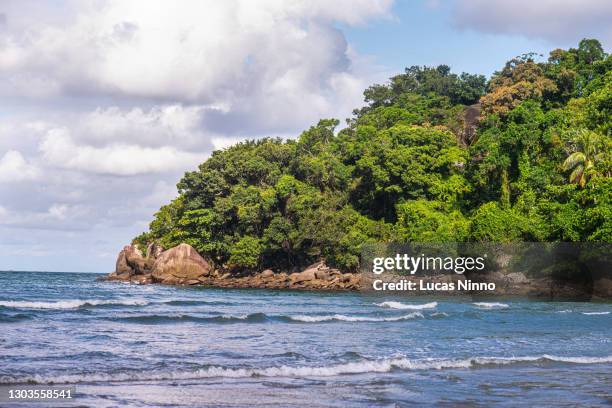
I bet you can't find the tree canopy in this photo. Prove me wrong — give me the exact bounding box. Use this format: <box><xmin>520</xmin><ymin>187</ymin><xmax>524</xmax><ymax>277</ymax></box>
<box><xmin>134</xmin><ymin>39</ymin><xmax>611</xmax><ymax>272</ymax></box>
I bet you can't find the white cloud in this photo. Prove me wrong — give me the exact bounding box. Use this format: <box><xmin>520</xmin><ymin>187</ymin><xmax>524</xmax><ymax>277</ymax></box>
<box><xmin>0</xmin><ymin>0</ymin><xmax>394</xmax><ymax>271</ymax></box>
<box><xmin>76</xmin><ymin>105</ymin><xmax>213</xmax><ymax>149</ymax></box>
<box><xmin>39</xmin><ymin>128</ymin><xmax>207</xmax><ymax>176</ymax></box>
<box><xmin>0</xmin><ymin>203</ymin><xmax>93</xmax><ymax>230</ymax></box>
<box><xmin>0</xmin><ymin>0</ymin><xmax>390</xmax><ymax>140</ymax></box>
<box><xmin>451</xmin><ymin>0</ymin><xmax>612</xmax><ymax>45</ymax></box>
<box><xmin>0</xmin><ymin>150</ymin><xmax>40</xmax><ymax>182</ymax></box>
<box><xmin>0</xmin><ymin>0</ymin><xmax>391</xmax><ymax>105</ymax></box>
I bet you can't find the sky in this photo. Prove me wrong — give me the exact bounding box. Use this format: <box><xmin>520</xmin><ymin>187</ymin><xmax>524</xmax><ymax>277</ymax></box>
<box><xmin>1</xmin><ymin>0</ymin><xmax>611</xmax><ymax>272</ymax></box>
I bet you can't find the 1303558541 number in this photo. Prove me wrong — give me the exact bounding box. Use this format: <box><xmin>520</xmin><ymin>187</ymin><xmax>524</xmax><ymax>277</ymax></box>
<box><xmin>6</xmin><ymin>388</ymin><xmax>74</xmax><ymax>400</ymax></box>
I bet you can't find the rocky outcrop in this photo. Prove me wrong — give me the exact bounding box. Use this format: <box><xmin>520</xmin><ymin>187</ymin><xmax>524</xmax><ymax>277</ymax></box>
<box><xmin>193</xmin><ymin>262</ymin><xmax>359</xmax><ymax>291</ymax></box>
<box><xmin>102</xmin><ymin>243</ymin><xmax>360</xmax><ymax>290</ymax></box>
<box><xmin>146</xmin><ymin>242</ymin><xmax>164</xmax><ymax>260</ymax></box>
<box><xmin>102</xmin><ymin>243</ymin><xmax>608</xmax><ymax>298</ymax></box>
<box><xmin>110</xmin><ymin>245</ymin><xmax>149</xmax><ymax>280</ymax></box>
<box><xmin>113</xmin><ymin>246</ymin><xmax>134</xmax><ymax>278</ymax></box>
<box><xmin>105</xmin><ymin>243</ymin><xmax>165</xmax><ymax>284</ymax></box>
<box><xmin>281</xmin><ymin>261</ymin><xmax>359</xmax><ymax>290</ymax></box>
<box><xmin>151</xmin><ymin>243</ymin><xmax>212</xmax><ymax>285</ymax></box>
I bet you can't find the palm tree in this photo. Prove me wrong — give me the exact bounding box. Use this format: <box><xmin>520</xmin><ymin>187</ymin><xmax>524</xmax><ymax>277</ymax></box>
<box><xmin>562</xmin><ymin>130</ymin><xmax>602</xmax><ymax>188</ymax></box>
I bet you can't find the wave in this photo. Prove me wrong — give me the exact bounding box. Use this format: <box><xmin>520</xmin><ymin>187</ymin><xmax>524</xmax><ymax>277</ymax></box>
<box><xmin>110</xmin><ymin>312</ymin><xmax>269</xmax><ymax>324</ymax></box>
<box><xmin>109</xmin><ymin>311</ymin><xmax>427</xmax><ymax>324</ymax></box>
<box><xmin>5</xmin><ymin>354</ymin><xmax>611</xmax><ymax>385</ymax></box>
<box><xmin>0</xmin><ymin>313</ymin><xmax>32</xmax><ymax>322</ymax></box>
<box><xmin>0</xmin><ymin>298</ymin><xmax>239</xmax><ymax>310</ymax></box>
<box><xmin>473</xmin><ymin>302</ymin><xmax>509</xmax><ymax>309</ymax></box>
<box><xmin>582</xmin><ymin>312</ymin><xmax>610</xmax><ymax>315</ymax></box>
<box><xmin>374</xmin><ymin>301</ymin><xmax>437</xmax><ymax>310</ymax></box>
<box><xmin>289</xmin><ymin>312</ymin><xmax>423</xmax><ymax>322</ymax></box>
<box><xmin>161</xmin><ymin>299</ymin><xmax>234</xmax><ymax>306</ymax></box>
<box><xmin>0</xmin><ymin>299</ymin><xmax>149</xmax><ymax>310</ymax></box>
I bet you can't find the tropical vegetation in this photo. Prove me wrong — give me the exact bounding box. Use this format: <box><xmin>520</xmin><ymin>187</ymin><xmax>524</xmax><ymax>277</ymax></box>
<box><xmin>134</xmin><ymin>39</ymin><xmax>611</xmax><ymax>272</ymax></box>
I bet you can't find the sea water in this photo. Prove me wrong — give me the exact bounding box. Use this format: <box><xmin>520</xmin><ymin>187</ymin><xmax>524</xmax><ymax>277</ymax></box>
<box><xmin>0</xmin><ymin>271</ymin><xmax>610</xmax><ymax>407</ymax></box>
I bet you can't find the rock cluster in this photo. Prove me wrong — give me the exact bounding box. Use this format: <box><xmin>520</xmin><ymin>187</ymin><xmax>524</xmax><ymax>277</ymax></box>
<box><xmin>103</xmin><ymin>243</ymin><xmax>609</xmax><ymax>299</ymax></box>
<box><xmin>201</xmin><ymin>261</ymin><xmax>361</xmax><ymax>290</ymax></box>
<box><xmin>107</xmin><ymin>243</ymin><xmax>212</xmax><ymax>285</ymax></box>
<box><xmin>103</xmin><ymin>244</ymin><xmax>361</xmax><ymax>290</ymax></box>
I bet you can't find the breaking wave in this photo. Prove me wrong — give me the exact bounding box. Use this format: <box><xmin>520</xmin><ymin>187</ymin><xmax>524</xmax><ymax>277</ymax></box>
<box><xmin>0</xmin><ymin>298</ymin><xmax>237</xmax><ymax>310</ymax></box>
<box><xmin>473</xmin><ymin>302</ymin><xmax>509</xmax><ymax>309</ymax></box>
<box><xmin>374</xmin><ymin>301</ymin><xmax>438</xmax><ymax>310</ymax></box>
<box><xmin>108</xmin><ymin>311</ymin><xmax>430</xmax><ymax>324</ymax></box>
<box><xmin>4</xmin><ymin>354</ymin><xmax>610</xmax><ymax>385</ymax></box>
<box><xmin>289</xmin><ymin>312</ymin><xmax>423</xmax><ymax>322</ymax></box>
<box><xmin>109</xmin><ymin>312</ymin><xmax>269</xmax><ymax>324</ymax></box>
<box><xmin>0</xmin><ymin>299</ymin><xmax>149</xmax><ymax>310</ymax></box>
<box><xmin>582</xmin><ymin>312</ymin><xmax>610</xmax><ymax>315</ymax></box>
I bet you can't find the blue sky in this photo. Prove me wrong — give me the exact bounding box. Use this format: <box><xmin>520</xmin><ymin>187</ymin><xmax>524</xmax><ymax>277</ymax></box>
<box><xmin>0</xmin><ymin>0</ymin><xmax>610</xmax><ymax>272</ymax></box>
<box><xmin>341</xmin><ymin>0</ymin><xmax>610</xmax><ymax>77</ymax></box>
<box><xmin>342</xmin><ymin>2</ymin><xmax>547</xmax><ymax>76</ymax></box>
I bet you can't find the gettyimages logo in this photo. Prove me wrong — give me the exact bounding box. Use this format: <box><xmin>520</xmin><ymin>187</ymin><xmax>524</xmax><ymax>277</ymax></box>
<box><xmin>372</xmin><ymin>254</ymin><xmax>487</xmax><ymax>275</ymax></box>
<box><xmin>361</xmin><ymin>243</ymin><xmax>612</xmax><ymax>300</ymax></box>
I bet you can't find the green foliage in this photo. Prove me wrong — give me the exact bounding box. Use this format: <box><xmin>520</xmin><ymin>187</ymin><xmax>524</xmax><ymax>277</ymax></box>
<box><xmin>395</xmin><ymin>200</ymin><xmax>470</xmax><ymax>242</ymax></box>
<box><xmin>228</xmin><ymin>236</ymin><xmax>263</xmax><ymax>269</ymax></box>
<box><xmin>137</xmin><ymin>39</ymin><xmax>611</xmax><ymax>273</ymax></box>
<box><xmin>367</xmin><ymin>64</ymin><xmax>486</xmax><ymax>107</ymax></box>
<box><xmin>470</xmin><ymin>202</ymin><xmax>541</xmax><ymax>242</ymax></box>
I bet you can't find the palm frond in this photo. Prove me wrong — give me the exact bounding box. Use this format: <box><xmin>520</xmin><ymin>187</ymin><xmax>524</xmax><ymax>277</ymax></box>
<box><xmin>563</xmin><ymin>152</ymin><xmax>585</xmax><ymax>171</ymax></box>
<box><xmin>569</xmin><ymin>166</ymin><xmax>584</xmax><ymax>185</ymax></box>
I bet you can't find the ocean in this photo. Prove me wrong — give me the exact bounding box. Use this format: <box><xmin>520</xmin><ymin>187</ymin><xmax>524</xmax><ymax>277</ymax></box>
<box><xmin>0</xmin><ymin>271</ymin><xmax>610</xmax><ymax>407</ymax></box>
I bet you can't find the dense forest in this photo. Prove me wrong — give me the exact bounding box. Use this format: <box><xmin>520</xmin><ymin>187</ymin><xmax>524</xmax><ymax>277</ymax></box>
<box><xmin>134</xmin><ymin>39</ymin><xmax>611</xmax><ymax>273</ymax></box>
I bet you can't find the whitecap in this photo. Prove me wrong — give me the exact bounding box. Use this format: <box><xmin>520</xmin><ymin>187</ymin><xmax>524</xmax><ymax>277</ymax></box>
<box><xmin>582</xmin><ymin>312</ymin><xmax>610</xmax><ymax>315</ymax></box>
<box><xmin>539</xmin><ymin>355</ymin><xmax>612</xmax><ymax>364</ymax></box>
<box><xmin>5</xmin><ymin>354</ymin><xmax>611</xmax><ymax>384</ymax></box>
<box><xmin>375</xmin><ymin>301</ymin><xmax>437</xmax><ymax>310</ymax></box>
<box><xmin>473</xmin><ymin>302</ymin><xmax>509</xmax><ymax>309</ymax></box>
<box><xmin>289</xmin><ymin>312</ymin><xmax>423</xmax><ymax>322</ymax></box>
<box><xmin>0</xmin><ymin>299</ymin><xmax>149</xmax><ymax>310</ymax></box>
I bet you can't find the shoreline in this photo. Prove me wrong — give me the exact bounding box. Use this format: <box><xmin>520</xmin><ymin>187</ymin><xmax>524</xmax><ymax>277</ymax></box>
<box><xmin>101</xmin><ymin>267</ymin><xmax>612</xmax><ymax>301</ymax></box>
<box><xmin>101</xmin><ymin>243</ymin><xmax>612</xmax><ymax>300</ymax></box>
<box><xmin>102</xmin><ymin>259</ymin><xmax>362</xmax><ymax>291</ymax></box>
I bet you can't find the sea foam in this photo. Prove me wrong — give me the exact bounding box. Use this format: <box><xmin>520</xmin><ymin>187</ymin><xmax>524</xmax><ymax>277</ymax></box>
<box><xmin>374</xmin><ymin>301</ymin><xmax>438</xmax><ymax>310</ymax></box>
<box><xmin>289</xmin><ymin>312</ymin><xmax>423</xmax><ymax>322</ymax></box>
<box><xmin>0</xmin><ymin>299</ymin><xmax>149</xmax><ymax>309</ymax></box>
<box><xmin>473</xmin><ymin>302</ymin><xmax>509</xmax><ymax>309</ymax></box>
<box><xmin>4</xmin><ymin>354</ymin><xmax>611</xmax><ymax>385</ymax></box>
